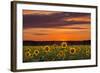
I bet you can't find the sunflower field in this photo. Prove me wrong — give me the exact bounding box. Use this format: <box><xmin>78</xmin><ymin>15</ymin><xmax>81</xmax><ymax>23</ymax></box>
<box><xmin>23</xmin><ymin>42</ymin><xmax>91</xmax><ymax>62</ymax></box>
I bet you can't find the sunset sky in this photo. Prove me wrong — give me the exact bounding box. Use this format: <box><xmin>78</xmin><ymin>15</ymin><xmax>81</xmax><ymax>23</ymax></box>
<box><xmin>23</xmin><ymin>10</ymin><xmax>91</xmax><ymax>41</ymax></box>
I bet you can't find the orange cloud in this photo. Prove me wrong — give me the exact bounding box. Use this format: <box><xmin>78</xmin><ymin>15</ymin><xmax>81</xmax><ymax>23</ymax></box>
<box><xmin>23</xmin><ymin>10</ymin><xmax>60</xmax><ymax>15</ymax></box>
<box><xmin>23</xmin><ymin>24</ymin><xmax>90</xmax><ymax>41</ymax></box>
<box><xmin>63</xmin><ymin>16</ymin><xmax>90</xmax><ymax>22</ymax></box>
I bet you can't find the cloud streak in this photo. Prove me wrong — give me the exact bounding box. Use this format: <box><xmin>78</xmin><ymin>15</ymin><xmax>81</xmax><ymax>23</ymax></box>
<box><xmin>23</xmin><ymin>10</ymin><xmax>90</xmax><ymax>29</ymax></box>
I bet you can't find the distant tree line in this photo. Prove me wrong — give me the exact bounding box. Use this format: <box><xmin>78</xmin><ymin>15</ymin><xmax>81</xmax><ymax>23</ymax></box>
<box><xmin>23</xmin><ymin>40</ymin><xmax>91</xmax><ymax>46</ymax></box>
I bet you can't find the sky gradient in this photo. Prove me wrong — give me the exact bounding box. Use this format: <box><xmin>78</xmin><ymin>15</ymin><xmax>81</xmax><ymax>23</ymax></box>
<box><xmin>23</xmin><ymin>10</ymin><xmax>91</xmax><ymax>41</ymax></box>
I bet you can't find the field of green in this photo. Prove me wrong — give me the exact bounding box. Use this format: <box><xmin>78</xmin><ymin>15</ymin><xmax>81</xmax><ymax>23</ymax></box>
<box><xmin>23</xmin><ymin>42</ymin><xmax>91</xmax><ymax>62</ymax></box>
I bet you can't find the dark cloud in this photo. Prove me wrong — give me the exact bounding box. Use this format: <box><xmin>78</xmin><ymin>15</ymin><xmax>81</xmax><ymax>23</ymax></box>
<box><xmin>23</xmin><ymin>11</ymin><xmax>90</xmax><ymax>29</ymax></box>
<box><xmin>24</xmin><ymin>32</ymin><xmax>48</xmax><ymax>35</ymax></box>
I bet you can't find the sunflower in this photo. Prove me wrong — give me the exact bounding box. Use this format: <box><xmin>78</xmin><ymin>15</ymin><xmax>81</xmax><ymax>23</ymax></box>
<box><xmin>33</xmin><ymin>50</ymin><xmax>39</xmax><ymax>56</ymax></box>
<box><xmin>61</xmin><ymin>42</ymin><xmax>67</xmax><ymax>48</ymax></box>
<box><xmin>24</xmin><ymin>51</ymin><xmax>32</xmax><ymax>59</ymax></box>
<box><xmin>76</xmin><ymin>47</ymin><xmax>81</xmax><ymax>53</ymax></box>
<box><xmin>24</xmin><ymin>48</ymin><xmax>32</xmax><ymax>52</ymax></box>
<box><xmin>53</xmin><ymin>44</ymin><xmax>58</xmax><ymax>49</ymax></box>
<box><xmin>69</xmin><ymin>48</ymin><xmax>77</xmax><ymax>55</ymax></box>
<box><xmin>85</xmin><ymin>48</ymin><xmax>90</xmax><ymax>56</ymax></box>
<box><xmin>44</xmin><ymin>46</ymin><xmax>51</xmax><ymax>53</ymax></box>
<box><xmin>57</xmin><ymin>51</ymin><xmax>65</xmax><ymax>57</ymax></box>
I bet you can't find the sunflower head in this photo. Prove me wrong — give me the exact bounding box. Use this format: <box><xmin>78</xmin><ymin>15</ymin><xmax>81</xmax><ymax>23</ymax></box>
<box><xmin>76</xmin><ymin>47</ymin><xmax>81</xmax><ymax>53</ymax></box>
<box><xmin>69</xmin><ymin>48</ymin><xmax>77</xmax><ymax>55</ymax></box>
<box><xmin>24</xmin><ymin>51</ymin><xmax>33</xmax><ymax>60</ymax></box>
<box><xmin>57</xmin><ymin>51</ymin><xmax>65</xmax><ymax>57</ymax></box>
<box><xmin>44</xmin><ymin>46</ymin><xmax>51</xmax><ymax>53</ymax></box>
<box><xmin>61</xmin><ymin>42</ymin><xmax>67</xmax><ymax>48</ymax></box>
<box><xmin>33</xmin><ymin>50</ymin><xmax>39</xmax><ymax>56</ymax></box>
<box><xmin>85</xmin><ymin>48</ymin><xmax>90</xmax><ymax>56</ymax></box>
<box><xmin>53</xmin><ymin>44</ymin><xmax>58</xmax><ymax>49</ymax></box>
<box><xmin>24</xmin><ymin>48</ymin><xmax>32</xmax><ymax>52</ymax></box>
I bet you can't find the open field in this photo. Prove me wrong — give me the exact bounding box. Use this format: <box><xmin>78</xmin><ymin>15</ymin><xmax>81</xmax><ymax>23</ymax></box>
<box><xmin>23</xmin><ymin>42</ymin><xmax>91</xmax><ymax>62</ymax></box>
